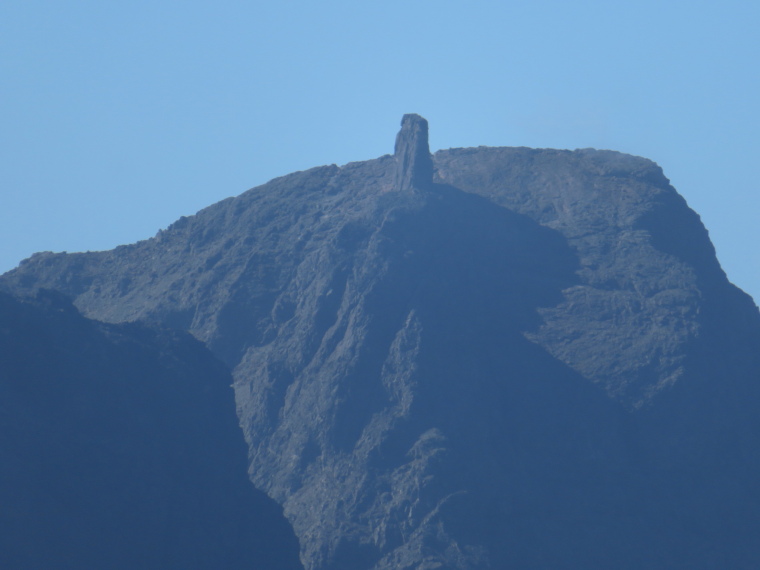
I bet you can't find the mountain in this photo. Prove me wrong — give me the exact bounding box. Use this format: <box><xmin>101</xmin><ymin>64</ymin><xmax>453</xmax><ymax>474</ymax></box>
<box><xmin>0</xmin><ymin>289</ymin><xmax>303</xmax><ymax>569</ymax></box>
<box><xmin>3</xmin><ymin>114</ymin><xmax>760</xmax><ymax>569</ymax></box>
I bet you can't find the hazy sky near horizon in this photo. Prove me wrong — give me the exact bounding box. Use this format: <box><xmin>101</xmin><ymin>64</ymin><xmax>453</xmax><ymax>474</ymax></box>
<box><xmin>2</xmin><ymin>1</ymin><xmax>759</xmax><ymax>302</ymax></box>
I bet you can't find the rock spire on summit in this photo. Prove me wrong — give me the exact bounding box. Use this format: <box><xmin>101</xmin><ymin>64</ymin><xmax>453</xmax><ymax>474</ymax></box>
<box><xmin>394</xmin><ymin>114</ymin><xmax>434</xmax><ymax>191</ymax></box>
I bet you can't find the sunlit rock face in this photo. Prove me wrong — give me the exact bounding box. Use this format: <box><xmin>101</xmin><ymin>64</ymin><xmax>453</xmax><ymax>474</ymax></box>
<box><xmin>394</xmin><ymin>113</ymin><xmax>434</xmax><ymax>191</ymax></box>
<box><xmin>3</xmin><ymin>116</ymin><xmax>760</xmax><ymax>569</ymax></box>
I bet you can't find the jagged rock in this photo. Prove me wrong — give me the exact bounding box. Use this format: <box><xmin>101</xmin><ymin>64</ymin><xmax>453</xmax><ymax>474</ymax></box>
<box><xmin>394</xmin><ymin>113</ymin><xmax>434</xmax><ymax>191</ymax></box>
<box><xmin>3</xmin><ymin>116</ymin><xmax>760</xmax><ymax>569</ymax></box>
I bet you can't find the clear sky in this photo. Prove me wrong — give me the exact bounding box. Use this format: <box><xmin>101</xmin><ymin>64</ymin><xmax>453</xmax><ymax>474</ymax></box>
<box><xmin>2</xmin><ymin>1</ymin><xmax>758</xmax><ymax>303</ymax></box>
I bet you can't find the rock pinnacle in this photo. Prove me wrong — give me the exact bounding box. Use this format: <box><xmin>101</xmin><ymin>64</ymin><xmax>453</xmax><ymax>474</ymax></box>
<box><xmin>394</xmin><ymin>114</ymin><xmax>434</xmax><ymax>190</ymax></box>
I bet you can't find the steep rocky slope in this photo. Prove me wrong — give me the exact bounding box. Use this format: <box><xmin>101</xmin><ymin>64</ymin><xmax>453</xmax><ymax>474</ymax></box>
<box><xmin>0</xmin><ymin>289</ymin><xmax>302</xmax><ymax>569</ymax></box>
<box><xmin>3</xmin><ymin>114</ymin><xmax>760</xmax><ymax>569</ymax></box>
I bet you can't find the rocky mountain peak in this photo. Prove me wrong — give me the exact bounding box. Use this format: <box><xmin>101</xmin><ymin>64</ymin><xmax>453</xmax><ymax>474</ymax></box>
<box><xmin>3</xmin><ymin>117</ymin><xmax>760</xmax><ymax>569</ymax></box>
<box><xmin>393</xmin><ymin>113</ymin><xmax>433</xmax><ymax>190</ymax></box>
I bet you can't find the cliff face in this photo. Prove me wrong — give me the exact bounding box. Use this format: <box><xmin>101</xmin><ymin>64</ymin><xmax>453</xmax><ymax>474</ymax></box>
<box><xmin>3</xmin><ymin>115</ymin><xmax>760</xmax><ymax>569</ymax></box>
<box><xmin>0</xmin><ymin>289</ymin><xmax>303</xmax><ymax>570</ymax></box>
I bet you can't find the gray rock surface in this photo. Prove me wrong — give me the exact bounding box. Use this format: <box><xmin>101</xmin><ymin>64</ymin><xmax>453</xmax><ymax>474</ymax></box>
<box><xmin>3</xmin><ymin>116</ymin><xmax>760</xmax><ymax>569</ymax></box>
<box><xmin>394</xmin><ymin>113</ymin><xmax>434</xmax><ymax>191</ymax></box>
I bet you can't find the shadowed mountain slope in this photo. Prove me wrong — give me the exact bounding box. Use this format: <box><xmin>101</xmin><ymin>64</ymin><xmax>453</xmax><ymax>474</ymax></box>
<box><xmin>3</xmin><ymin>114</ymin><xmax>760</xmax><ymax>569</ymax></box>
<box><xmin>0</xmin><ymin>289</ymin><xmax>303</xmax><ymax>570</ymax></box>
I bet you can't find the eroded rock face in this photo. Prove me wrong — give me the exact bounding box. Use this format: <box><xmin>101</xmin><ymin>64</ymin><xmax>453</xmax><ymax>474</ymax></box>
<box><xmin>394</xmin><ymin>113</ymin><xmax>434</xmax><ymax>191</ymax></box>
<box><xmin>432</xmin><ymin>146</ymin><xmax>728</xmax><ymax>407</ymax></box>
<box><xmin>3</xmin><ymin>116</ymin><xmax>760</xmax><ymax>569</ymax></box>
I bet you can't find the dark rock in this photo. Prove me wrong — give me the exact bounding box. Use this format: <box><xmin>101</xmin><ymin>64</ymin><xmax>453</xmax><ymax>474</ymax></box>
<box><xmin>3</xmin><ymin>115</ymin><xmax>760</xmax><ymax>569</ymax></box>
<box><xmin>0</xmin><ymin>290</ymin><xmax>303</xmax><ymax>570</ymax></box>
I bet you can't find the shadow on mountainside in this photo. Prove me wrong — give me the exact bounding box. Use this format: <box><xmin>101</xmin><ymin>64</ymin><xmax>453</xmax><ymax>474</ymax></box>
<box><xmin>235</xmin><ymin>182</ymin><xmax>670</xmax><ymax>568</ymax></box>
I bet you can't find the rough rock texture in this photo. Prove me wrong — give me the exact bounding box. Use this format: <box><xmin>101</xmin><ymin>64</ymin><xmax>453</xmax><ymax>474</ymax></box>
<box><xmin>3</xmin><ymin>116</ymin><xmax>760</xmax><ymax>569</ymax></box>
<box><xmin>394</xmin><ymin>113</ymin><xmax>434</xmax><ymax>191</ymax></box>
<box><xmin>433</xmin><ymin>147</ymin><xmax>728</xmax><ymax>406</ymax></box>
<box><xmin>0</xmin><ymin>290</ymin><xmax>303</xmax><ymax>570</ymax></box>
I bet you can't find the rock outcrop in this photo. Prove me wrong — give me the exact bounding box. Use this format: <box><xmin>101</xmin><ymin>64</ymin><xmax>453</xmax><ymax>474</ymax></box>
<box><xmin>394</xmin><ymin>113</ymin><xmax>433</xmax><ymax>191</ymax></box>
<box><xmin>3</xmin><ymin>116</ymin><xmax>760</xmax><ymax>569</ymax></box>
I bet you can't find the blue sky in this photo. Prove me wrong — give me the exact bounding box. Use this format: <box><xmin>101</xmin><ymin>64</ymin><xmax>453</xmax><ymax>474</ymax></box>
<box><xmin>2</xmin><ymin>1</ymin><xmax>758</xmax><ymax>303</ymax></box>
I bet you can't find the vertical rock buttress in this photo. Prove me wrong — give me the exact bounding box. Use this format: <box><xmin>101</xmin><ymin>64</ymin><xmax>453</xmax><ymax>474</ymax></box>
<box><xmin>394</xmin><ymin>113</ymin><xmax>434</xmax><ymax>191</ymax></box>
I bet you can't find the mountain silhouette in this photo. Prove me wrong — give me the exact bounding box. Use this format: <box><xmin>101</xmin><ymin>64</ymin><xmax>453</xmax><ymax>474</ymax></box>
<box><xmin>3</xmin><ymin>115</ymin><xmax>760</xmax><ymax>569</ymax></box>
<box><xmin>0</xmin><ymin>289</ymin><xmax>303</xmax><ymax>569</ymax></box>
